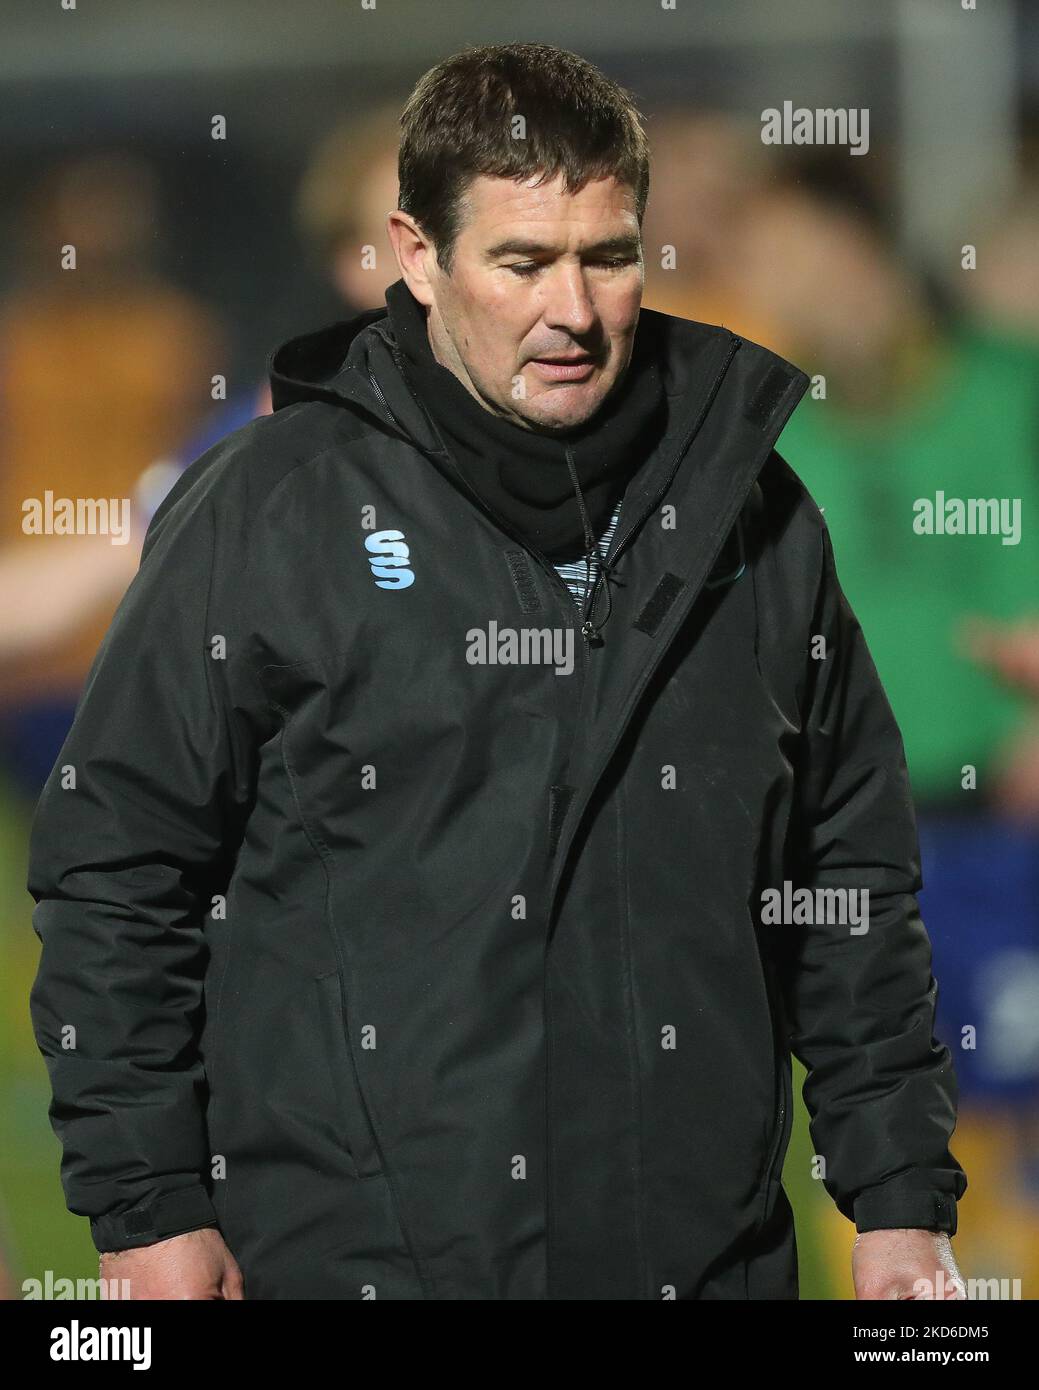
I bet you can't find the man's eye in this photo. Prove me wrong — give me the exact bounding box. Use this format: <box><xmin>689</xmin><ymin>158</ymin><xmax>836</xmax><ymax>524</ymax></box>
<box><xmin>507</xmin><ymin>258</ymin><xmax>635</xmax><ymax>278</ymax></box>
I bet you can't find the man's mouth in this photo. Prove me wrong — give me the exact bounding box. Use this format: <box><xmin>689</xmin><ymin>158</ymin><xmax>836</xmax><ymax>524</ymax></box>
<box><xmin>530</xmin><ymin>354</ymin><xmax>597</xmax><ymax>382</ymax></box>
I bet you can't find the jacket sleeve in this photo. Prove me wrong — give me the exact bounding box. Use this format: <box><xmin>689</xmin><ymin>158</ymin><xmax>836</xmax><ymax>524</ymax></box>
<box><xmin>26</xmin><ymin>471</ymin><xmax>262</xmax><ymax>1253</ymax></box>
<box><xmin>778</xmin><ymin>515</ymin><xmax>968</xmax><ymax>1236</ymax></box>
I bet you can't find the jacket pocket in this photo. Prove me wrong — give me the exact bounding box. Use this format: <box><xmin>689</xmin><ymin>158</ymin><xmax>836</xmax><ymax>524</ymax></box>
<box><xmin>314</xmin><ymin>970</ymin><xmax>383</xmax><ymax>1179</ymax></box>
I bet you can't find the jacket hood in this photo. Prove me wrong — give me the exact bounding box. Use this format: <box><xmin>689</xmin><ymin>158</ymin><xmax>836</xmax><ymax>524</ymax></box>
<box><xmin>268</xmin><ymin>307</ymin><xmax>392</xmax><ymax>415</ymax></box>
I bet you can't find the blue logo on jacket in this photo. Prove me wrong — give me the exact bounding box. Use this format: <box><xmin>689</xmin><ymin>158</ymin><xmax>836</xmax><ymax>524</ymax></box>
<box><xmin>365</xmin><ymin>529</ymin><xmax>415</xmax><ymax>589</ymax></box>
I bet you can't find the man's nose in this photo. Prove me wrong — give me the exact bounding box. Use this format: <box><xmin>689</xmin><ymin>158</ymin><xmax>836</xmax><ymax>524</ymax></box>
<box><xmin>539</xmin><ymin>264</ymin><xmax>598</xmax><ymax>337</ymax></box>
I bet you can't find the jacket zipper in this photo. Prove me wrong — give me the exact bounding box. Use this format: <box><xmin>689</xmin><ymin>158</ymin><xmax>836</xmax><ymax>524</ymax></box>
<box><xmin>371</xmin><ymin>365</ymin><xmax>589</xmax><ymax>1305</ymax></box>
<box><xmin>366</xmin><ymin>366</ymin><xmax>401</xmax><ymax>432</ymax></box>
<box><xmin>763</xmin><ymin>1058</ymin><xmax>788</xmax><ymax>1194</ymax></box>
<box><xmin>368</xmin><ymin>365</ymin><xmax>598</xmax><ymax>847</ymax></box>
<box><xmin>760</xmin><ymin>958</ymin><xmax>791</xmax><ymax>1214</ymax></box>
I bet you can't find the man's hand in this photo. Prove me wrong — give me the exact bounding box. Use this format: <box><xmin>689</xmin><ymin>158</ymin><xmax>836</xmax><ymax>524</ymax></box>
<box><xmin>99</xmin><ymin>1227</ymin><xmax>244</xmax><ymax>1300</ymax></box>
<box><xmin>852</xmin><ymin>1228</ymin><xmax>966</xmax><ymax>1300</ymax></box>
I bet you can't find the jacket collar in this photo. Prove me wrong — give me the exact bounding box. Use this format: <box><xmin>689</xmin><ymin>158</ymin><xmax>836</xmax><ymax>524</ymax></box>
<box><xmin>267</xmin><ymin>293</ymin><xmax>811</xmax><ymax>572</ymax></box>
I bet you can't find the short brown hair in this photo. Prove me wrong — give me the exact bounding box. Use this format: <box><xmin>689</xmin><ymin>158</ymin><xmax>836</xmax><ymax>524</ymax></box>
<box><xmin>398</xmin><ymin>42</ymin><xmax>651</xmax><ymax>275</ymax></box>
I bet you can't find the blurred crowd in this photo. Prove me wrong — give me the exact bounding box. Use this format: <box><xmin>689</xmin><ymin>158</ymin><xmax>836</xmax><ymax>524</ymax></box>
<box><xmin>2</xmin><ymin>102</ymin><xmax>1037</xmax><ymax>1298</ymax></box>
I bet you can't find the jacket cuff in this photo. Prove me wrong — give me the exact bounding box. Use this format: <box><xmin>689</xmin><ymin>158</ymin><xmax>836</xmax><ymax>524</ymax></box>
<box><xmin>91</xmin><ymin>1184</ymin><xmax>219</xmax><ymax>1254</ymax></box>
<box><xmin>853</xmin><ymin>1172</ymin><xmax>959</xmax><ymax>1236</ymax></box>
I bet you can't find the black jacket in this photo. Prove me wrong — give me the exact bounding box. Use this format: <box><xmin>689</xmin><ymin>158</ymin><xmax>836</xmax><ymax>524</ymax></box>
<box><xmin>27</xmin><ymin>294</ymin><xmax>967</xmax><ymax>1299</ymax></box>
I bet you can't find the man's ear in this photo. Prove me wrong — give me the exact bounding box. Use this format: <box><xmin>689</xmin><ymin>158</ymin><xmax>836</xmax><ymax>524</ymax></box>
<box><xmin>387</xmin><ymin>210</ymin><xmax>436</xmax><ymax>309</ymax></box>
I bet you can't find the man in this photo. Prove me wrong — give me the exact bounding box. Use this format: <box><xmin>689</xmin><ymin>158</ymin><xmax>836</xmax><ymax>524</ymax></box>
<box><xmin>28</xmin><ymin>42</ymin><xmax>967</xmax><ymax>1300</ymax></box>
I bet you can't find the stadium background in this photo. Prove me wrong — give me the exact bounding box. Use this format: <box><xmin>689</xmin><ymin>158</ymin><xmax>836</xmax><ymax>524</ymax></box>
<box><xmin>1</xmin><ymin>0</ymin><xmax>1038</xmax><ymax>1300</ymax></box>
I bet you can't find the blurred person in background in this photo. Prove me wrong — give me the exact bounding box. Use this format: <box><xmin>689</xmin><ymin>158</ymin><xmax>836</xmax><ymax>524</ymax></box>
<box><xmin>164</xmin><ymin>103</ymin><xmax>406</xmax><ymax>472</ymax></box>
<box><xmin>296</xmin><ymin>101</ymin><xmax>406</xmax><ymax>314</ymax></box>
<box><xmin>956</xmin><ymin>98</ymin><xmax>1039</xmax><ymax>354</ymax></box>
<box><xmin>0</xmin><ymin>156</ymin><xmax>226</xmax><ymax>1293</ymax></box>
<box><xmin>741</xmin><ymin>152</ymin><xmax>1039</xmax><ymax>818</ymax></box>
<box><xmin>737</xmin><ymin>151</ymin><xmax>1039</xmax><ymax>1297</ymax></box>
<box><xmin>958</xmin><ymin>187</ymin><xmax>1039</xmax><ymax>352</ymax></box>
<box><xmin>0</xmin><ymin>152</ymin><xmax>227</xmax><ymax>799</ymax></box>
<box><xmin>0</xmin><ymin>110</ymin><xmax>407</xmax><ymax>794</ymax></box>
<box><xmin>131</xmin><ymin>105</ymin><xmax>406</xmax><ymax>535</ymax></box>
<box><xmin>0</xmin><ymin>110</ymin><xmax>407</xmax><ymax>1304</ymax></box>
<box><xmin>640</xmin><ymin>108</ymin><xmax>786</xmax><ymax>347</ymax></box>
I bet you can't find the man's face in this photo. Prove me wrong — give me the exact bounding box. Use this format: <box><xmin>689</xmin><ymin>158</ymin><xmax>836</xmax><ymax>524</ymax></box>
<box><xmin>394</xmin><ymin>171</ymin><xmax>644</xmax><ymax>431</ymax></box>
